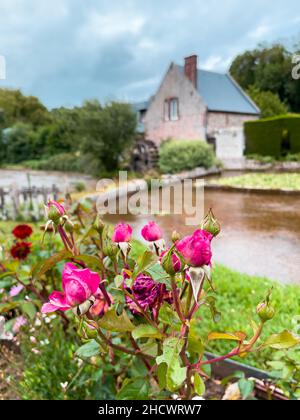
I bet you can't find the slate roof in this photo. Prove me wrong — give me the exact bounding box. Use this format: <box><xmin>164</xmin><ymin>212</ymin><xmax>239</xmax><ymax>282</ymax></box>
<box><xmin>176</xmin><ymin>65</ymin><xmax>260</xmax><ymax>115</ymax></box>
<box><xmin>132</xmin><ymin>66</ymin><xmax>260</xmax><ymax>122</ymax></box>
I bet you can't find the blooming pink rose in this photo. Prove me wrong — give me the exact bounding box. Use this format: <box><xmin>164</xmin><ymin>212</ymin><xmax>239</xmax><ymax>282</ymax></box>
<box><xmin>176</xmin><ymin>229</ymin><xmax>212</xmax><ymax>267</ymax></box>
<box><xmin>160</xmin><ymin>249</ymin><xmax>182</xmax><ymax>273</ymax></box>
<box><xmin>41</xmin><ymin>263</ymin><xmax>100</xmax><ymax>313</ymax></box>
<box><xmin>112</xmin><ymin>223</ymin><xmax>132</xmax><ymax>243</ymax></box>
<box><xmin>141</xmin><ymin>221</ymin><xmax>163</xmax><ymax>242</ymax></box>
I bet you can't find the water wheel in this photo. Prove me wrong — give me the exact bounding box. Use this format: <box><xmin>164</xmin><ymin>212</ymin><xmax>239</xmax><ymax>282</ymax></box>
<box><xmin>131</xmin><ymin>140</ymin><xmax>159</xmax><ymax>172</ymax></box>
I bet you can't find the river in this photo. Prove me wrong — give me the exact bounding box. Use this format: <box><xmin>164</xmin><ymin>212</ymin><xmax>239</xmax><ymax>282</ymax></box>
<box><xmin>0</xmin><ymin>169</ymin><xmax>299</xmax><ymax>284</ymax></box>
<box><xmin>104</xmin><ymin>188</ymin><xmax>300</xmax><ymax>285</ymax></box>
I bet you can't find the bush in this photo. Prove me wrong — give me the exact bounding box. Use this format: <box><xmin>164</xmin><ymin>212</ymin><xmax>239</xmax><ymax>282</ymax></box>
<box><xmin>245</xmin><ymin>114</ymin><xmax>300</xmax><ymax>157</ymax></box>
<box><xmin>159</xmin><ymin>139</ymin><xmax>215</xmax><ymax>174</ymax></box>
<box><xmin>24</xmin><ymin>152</ymin><xmax>104</xmax><ymax>176</ymax></box>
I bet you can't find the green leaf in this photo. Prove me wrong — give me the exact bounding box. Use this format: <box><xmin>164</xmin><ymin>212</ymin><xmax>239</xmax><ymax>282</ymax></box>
<box><xmin>75</xmin><ymin>340</ymin><xmax>100</xmax><ymax>358</ymax></box>
<box><xmin>114</xmin><ymin>275</ymin><xmax>123</xmax><ymax>288</ymax></box>
<box><xmin>133</xmin><ymin>250</ymin><xmax>156</xmax><ymax>279</ymax></box>
<box><xmin>208</xmin><ymin>331</ymin><xmax>246</xmax><ymax>342</ymax></box>
<box><xmin>156</xmin><ymin>337</ymin><xmax>187</xmax><ymax>392</ymax></box>
<box><xmin>21</xmin><ymin>302</ymin><xmax>36</xmax><ymax>320</ymax></box>
<box><xmin>98</xmin><ymin>309</ymin><xmax>135</xmax><ymax>332</ymax></box>
<box><xmin>261</xmin><ymin>330</ymin><xmax>300</xmax><ymax>350</ymax></box>
<box><xmin>158</xmin><ymin>303</ymin><xmax>181</xmax><ymax>328</ymax></box>
<box><xmin>140</xmin><ymin>340</ymin><xmax>158</xmax><ymax>358</ymax></box>
<box><xmin>130</xmin><ymin>239</ymin><xmax>148</xmax><ymax>260</ymax></box>
<box><xmin>238</xmin><ymin>378</ymin><xmax>254</xmax><ymax>400</ymax></box>
<box><xmin>132</xmin><ymin>324</ymin><xmax>163</xmax><ymax>340</ymax></box>
<box><xmin>0</xmin><ymin>272</ymin><xmax>16</xmax><ymax>280</ymax></box>
<box><xmin>194</xmin><ymin>373</ymin><xmax>206</xmax><ymax>396</ymax></box>
<box><xmin>32</xmin><ymin>250</ymin><xmax>72</xmax><ymax>280</ymax></box>
<box><xmin>146</xmin><ymin>263</ymin><xmax>170</xmax><ymax>284</ymax></box>
<box><xmin>0</xmin><ymin>302</ymin><xmax>20</xmax><ymax>314</ymax></box>
<box><xmin>75</xmin><ymin>254</ymin><xmax>104</xmax><ymax>271</ymax></box>
<box><xmin>117</xmin><ymin>377</ymin><xmax>150</xmax><ymax>400</ymax></box>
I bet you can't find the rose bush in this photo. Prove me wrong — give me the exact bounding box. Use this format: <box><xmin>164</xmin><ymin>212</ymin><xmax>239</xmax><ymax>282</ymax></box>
<box><xmin>1</xmin><ymin>201</ymin><xmax>300</xmax><ymax>400</ymax></box>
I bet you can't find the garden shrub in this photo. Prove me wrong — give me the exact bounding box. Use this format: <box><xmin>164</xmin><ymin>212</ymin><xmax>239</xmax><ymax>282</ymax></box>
<box><xmin>159</xmin><ymin>139</ymin><xmax>215</xmax><ymax>174</ymax></box>
<box><xmin>25</xmin><ymin>152</ymin><xmax>104</xmax><ymax>176</ymax></box>
<box><xmin>245</xmin><ymin>114</ymin><xmax>300</xmax><ymax>157</ymax></box>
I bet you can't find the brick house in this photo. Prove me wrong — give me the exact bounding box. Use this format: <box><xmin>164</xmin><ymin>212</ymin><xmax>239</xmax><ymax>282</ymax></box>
<box><xmin>132</xmin><ymin>55</ymin><xmax>260</xmax><ymax>168</ymax></box>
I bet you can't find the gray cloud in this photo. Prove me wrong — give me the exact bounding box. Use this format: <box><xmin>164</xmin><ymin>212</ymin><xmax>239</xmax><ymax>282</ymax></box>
<box><xmin>0</xmin><ymin>0</ymin><xmax>299</xmax><ymax>108</ymax></box>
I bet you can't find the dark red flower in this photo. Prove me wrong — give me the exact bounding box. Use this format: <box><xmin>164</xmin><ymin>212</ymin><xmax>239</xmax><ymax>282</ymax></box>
<box><xmin>12</xmin><ymin>224</ymin><xmax>33</xmax><ymax>240</ymax></box>
<box><xmin>10</xmin><ymin>242</ymin><xmax>32</xmax><ymax>260</ymax></box>
<box><xmin>124</xmin><ymin>273</ymin><xmax>171</xmax><ymax>315</ymax></box>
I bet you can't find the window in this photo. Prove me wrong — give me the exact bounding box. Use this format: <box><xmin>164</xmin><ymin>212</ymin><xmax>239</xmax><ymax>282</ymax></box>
<box><xmin>170</xmin><ymin>98</ymin><xmax>179</xmax><ymax>121</ymax></box>
<box><xmin>164</xmin><ymin>98</ymin><xmax>179</xmax><ymax>121</ymax></box>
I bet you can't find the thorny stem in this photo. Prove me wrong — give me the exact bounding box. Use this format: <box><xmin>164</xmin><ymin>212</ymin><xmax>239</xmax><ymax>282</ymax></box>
<box><xmin>89</xmin><ymin>321</ymin><xmax>155</xmax><ymax>360</ymax></box>
<box><xmin>193</xmin><ymin>322</ymin><xmax>265</xmax><ymax>369</ymax></box>
<box><xmin>170</xmin><ymin>275</ymin><xmax>185</xmax><ymax>323</ymax></box>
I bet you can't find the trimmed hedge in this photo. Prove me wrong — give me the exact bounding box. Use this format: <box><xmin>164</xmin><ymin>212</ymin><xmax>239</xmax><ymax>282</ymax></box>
<box><xmin>159</xmin><ymin>139</ymin><xmax>215</xmax><ymax>174</ymax></box>
<box><xmin>245</xmin><ymin>114</ymin><xmax>300</xmax><ymax>157</ymax></box>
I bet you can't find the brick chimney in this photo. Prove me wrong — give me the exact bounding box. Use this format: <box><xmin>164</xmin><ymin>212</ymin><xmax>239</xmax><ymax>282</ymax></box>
<box><xmin>184</xmin><ymin>55</ymin><xmax>198</xmax><ymax>89</ymax></box>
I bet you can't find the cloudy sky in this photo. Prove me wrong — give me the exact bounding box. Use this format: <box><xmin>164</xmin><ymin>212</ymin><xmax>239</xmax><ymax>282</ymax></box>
<box><xmin>0</xmin><ymin>0</ymin><xmax>299</xmax><ymax>108</ymax></box>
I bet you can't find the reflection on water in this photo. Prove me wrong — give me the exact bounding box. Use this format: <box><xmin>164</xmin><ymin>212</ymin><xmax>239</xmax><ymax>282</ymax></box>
<box><xmin>104</xmin><ymin>188</ymin><xmax>300</xmax><ymax>285</ymax></box>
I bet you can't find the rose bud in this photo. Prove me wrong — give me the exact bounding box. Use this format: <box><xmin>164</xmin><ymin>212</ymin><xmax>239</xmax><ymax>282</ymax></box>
<box><xmin>257</xmin><ymin>302</ymin><xmax>275</xmax><ymax>322</ymax></box>
<box><xmin>103</xmin><ymin>238</ymin><xmax>119</xmax><ymax>260</ymax></box>
<box><xmin>112</xmin><ymin>223</ymin><xmax>133</xmax><ymax>258</ymax></box>
<box><xmin>112</xmin><ymin>223</ymin><xmax>132</xmax><ymax>243</ymax></box>
<box><xmin>201</xmin><ymin>209</ymin><xmax>221</xmax><ymax>238</ymax></box>
<box><xmin>141</xmin><ymin>221</ymin><xmax>165</xmax><ymax>255</ymax></box>
<box><xmin>171</xmin><ymin>230</ymin><xmax>181</xmax><ymax>243</ymax></box>
<box><xmin>93</xmin><ymin>216</ymin><xmax>105</xmax><ymax>235</ymax></box>
<box><xmin>46</xmin><ymin>200</ymin><xmax>66</xmax><ymax>224</ymax></box>
<box><xmin>176</xmin><ymin>230</ymin><xmax>212</xmax><ymax>267</ymax></box>
<box><xmin>41</xmin><ymin>263</ymin><xmax>100</xmax><ymax>315</ymax></box>
<box><xmin>160</xmin><ymin>248</ymin><xmax>182</xmax><ymax>275</ymax></box>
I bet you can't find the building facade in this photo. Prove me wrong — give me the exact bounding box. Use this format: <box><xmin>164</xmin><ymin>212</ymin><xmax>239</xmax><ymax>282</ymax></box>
<box><xmin>133</xmin><ymin>55</ymin><xmax>260</xmax><ymax>165</ymax></box>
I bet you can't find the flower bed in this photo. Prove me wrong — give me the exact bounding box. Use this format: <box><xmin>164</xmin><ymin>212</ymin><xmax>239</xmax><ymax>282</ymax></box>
<box><xmin>1</xmin><ymin>204</ymin><xmax>300</xmax><ymax>400</ymax></box>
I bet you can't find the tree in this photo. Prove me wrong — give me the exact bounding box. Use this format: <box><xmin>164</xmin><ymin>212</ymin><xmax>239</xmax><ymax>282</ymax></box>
<box><xmin>246</xmin><ymin>86</ymin><xmax>288</xmax><ymax>118</ymax></box>
<box><xmin>230</xmin><ymin>43</ymin><xmax>300</xmax><ymax>112</ymax></box>
<box><xmin>80</xmin><ymin>101</ymin><xmax>137</xmax><ymax>173</ymax></box>
<box><xmin>0</xmin><ymin>88</ymin><xmax>51</xmax><ymax>129</ymax></box>
<box><xmin>3</xmin><ymin>123</ymin><xmax>38</xmax><ymax>163</ymax></box>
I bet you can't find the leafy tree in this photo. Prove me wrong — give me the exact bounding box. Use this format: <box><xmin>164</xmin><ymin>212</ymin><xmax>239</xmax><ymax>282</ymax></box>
<box><xmin>80</xmin><ymin>101</ymin><xmax>137</xmax><ymax>173</ymax></box>
<box><xmin>246</xmin><ymin>86</ymin><xmax>288</xmax><ymax>118</ymax></box>
<box><xmin>3</xmin><ymin>123</ymin><xmax>38</xmax><ymax>163</ymax></box>
<box><xmin>230</xmin><ymin>43</ymin><xmax>300</xmax><ymax>112</ymax></box>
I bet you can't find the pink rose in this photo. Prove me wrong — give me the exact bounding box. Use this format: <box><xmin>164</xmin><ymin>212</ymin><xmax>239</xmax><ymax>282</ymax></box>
<box><xmin>176</xmin><ymin>229</ymin><xmax>212</xmax><ymax>267</ymax></box>
<box><xmin>41</xmin><ymin>263</ymin><xmax>100</xmax><ymax>313</ymax></box>
<box><xmin>112</xmin><ymin>223</ymin><xmax>132</xmax><ymax>243</ymax></box>
<box><xmin>141</xmin><ymin>221</ymin><xmax>163</xmax><ymax>242</ymax></box>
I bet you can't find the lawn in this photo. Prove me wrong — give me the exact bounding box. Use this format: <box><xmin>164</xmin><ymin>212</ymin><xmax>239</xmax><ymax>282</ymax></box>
<box><xmin>201</xmin><ymin>264</ymin><xmax>300</xmax><ymax>369</ymax></box>
<box><xmin>211</xmin><ymin>173</ymin><xmax>300</xmax><ymax>191</ymax></box>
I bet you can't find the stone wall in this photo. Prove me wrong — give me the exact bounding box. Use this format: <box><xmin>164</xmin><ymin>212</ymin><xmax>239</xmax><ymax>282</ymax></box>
<box><xmin>144</xmin><ymin>64</ymin><xmax>207</xmax><ymax>145</ymax></box>
<box><xmin>207</xmin><ymin>111</ymin><xmax>258</xmax><ymax>134</ymax></box>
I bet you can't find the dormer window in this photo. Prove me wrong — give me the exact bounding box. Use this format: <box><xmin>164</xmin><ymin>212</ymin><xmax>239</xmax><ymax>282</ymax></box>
<box><xmin>164</xmin><ymin>98</ymin><xmax>179</xmax><ymax>121</ymax></box>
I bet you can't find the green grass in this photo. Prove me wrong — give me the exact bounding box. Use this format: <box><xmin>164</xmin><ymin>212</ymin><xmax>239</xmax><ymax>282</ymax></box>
<box><xmin>212</xmin><ymin>173</ymin><xmax>300</xmax><ymax>191</ymax></box>
<box><xmin>199</xmin><ymin>265</ymin><xmax>300</xmax><ymax>370</ymax></box>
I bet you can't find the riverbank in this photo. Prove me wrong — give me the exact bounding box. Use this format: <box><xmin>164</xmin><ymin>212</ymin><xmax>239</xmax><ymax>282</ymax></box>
<box><xmin>207</xmin><ymin>173</ymin><xmax>300</xmax><ymax>193</ymax></box>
